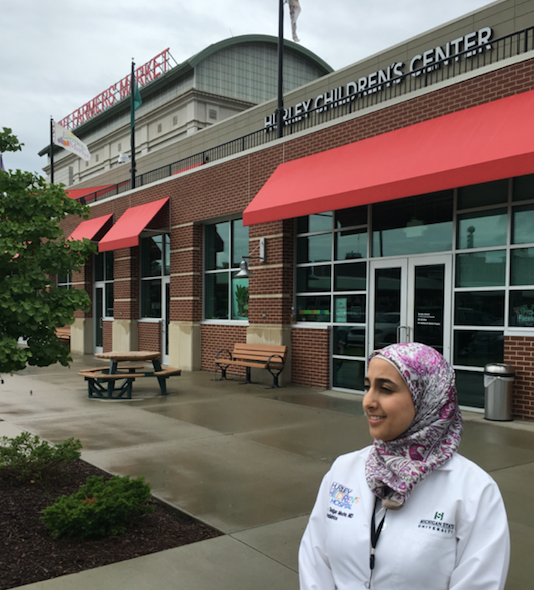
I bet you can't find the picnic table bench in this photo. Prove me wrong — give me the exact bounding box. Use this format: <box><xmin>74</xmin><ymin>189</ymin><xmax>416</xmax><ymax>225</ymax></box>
<box><xmin>56</xmin><ymin>326</ymin><xmax>71</xmax><ymax>346</ymax></box>
<box><xmin>79</xmin><ymin>351</ymin><xmax>181</xmax><ymax>399</ymax></box>
<box><xmin>214</xmin><ymin>343</ymin><xmax>287</xmax><ymax>388</ymax></box>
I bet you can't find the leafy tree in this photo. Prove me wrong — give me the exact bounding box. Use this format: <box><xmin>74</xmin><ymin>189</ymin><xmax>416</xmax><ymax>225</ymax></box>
<box><xmin>0</xmin><ymin>128</ymin><xmax>95</xmax><ymax>373</ymax></box>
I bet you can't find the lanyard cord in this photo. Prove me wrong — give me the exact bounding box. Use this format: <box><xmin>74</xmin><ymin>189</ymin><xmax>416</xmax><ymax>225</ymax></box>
<box><xmin>370</xmin><ymin>496</ymin><xmax>387</xmax><ymax>571</ymax></box>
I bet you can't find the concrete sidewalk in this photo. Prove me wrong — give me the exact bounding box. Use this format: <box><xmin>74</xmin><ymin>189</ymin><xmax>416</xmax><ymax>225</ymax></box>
<box><xmin>1</xmin><ymin>354</ymin><xmax>533</xmax><ymax>589</ymax></box>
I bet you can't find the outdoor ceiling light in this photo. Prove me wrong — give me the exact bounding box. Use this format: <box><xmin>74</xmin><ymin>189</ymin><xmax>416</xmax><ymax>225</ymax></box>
<box><xmin>234</xmin><ymin>237</ymin><xmax>265</xmax><ymax>278</ymax></box>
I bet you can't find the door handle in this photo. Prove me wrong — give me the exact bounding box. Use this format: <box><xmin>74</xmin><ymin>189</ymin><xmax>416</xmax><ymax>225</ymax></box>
<box><xmin>397</xmin><ymin>325</ymin><xmax>410</xmax><ymax>343</ymax></box>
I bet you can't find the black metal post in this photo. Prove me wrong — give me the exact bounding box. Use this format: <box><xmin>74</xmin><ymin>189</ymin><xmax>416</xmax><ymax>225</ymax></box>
<box><xmin>276</xmin><ymin>0</ymin><xmax>284</xmax><ymax>139</ymax></box>
<box><xmin>130</xmin><ymin>60</ymin><xmax>136</xmax><ymax>189</ymax></box>
<box><xmin>50</xmin><ymin>117</ymin><xmax>54</xmax><ymax>183</ymax></box>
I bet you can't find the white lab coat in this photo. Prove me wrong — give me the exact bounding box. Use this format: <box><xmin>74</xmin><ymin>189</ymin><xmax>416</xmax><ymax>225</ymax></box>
<box><xmin>299</xmin><ymin>447</ymin><xmax>509</xmax><ymax>590</ymax></box>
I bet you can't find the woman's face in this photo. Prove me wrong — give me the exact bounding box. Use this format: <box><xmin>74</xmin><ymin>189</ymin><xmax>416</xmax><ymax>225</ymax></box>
<box><xmin>363</xmin><ymin>357</ymin><xmax>416</xmax><ymax>441</ymax></box>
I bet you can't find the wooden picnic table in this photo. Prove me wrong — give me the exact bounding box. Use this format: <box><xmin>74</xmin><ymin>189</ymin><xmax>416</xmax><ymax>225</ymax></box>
<box><xmin>78</xmin><ymin>351</ymin><xmax>180</xmax><ymax>399</ymax></box>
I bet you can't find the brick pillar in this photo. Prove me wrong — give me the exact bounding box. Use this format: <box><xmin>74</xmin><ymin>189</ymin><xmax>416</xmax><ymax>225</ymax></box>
<box><xmin>168</xmin><ymin>222</ymin><xmax>203</xmax><ymax>370</ymax></box>
<box><xmin>71</xmin><ymin>256</ymin><xmax>93</xmax><ymax>354</ymax></box>
<box><xmin>112</xmin><ymin>247</ymin><xmax>140</xmax><ymax>351</ymax></box>
<box><xmin>246</xmin><ymin>219</ymin><xmax>295</xmax><ymax>385</ymax></box>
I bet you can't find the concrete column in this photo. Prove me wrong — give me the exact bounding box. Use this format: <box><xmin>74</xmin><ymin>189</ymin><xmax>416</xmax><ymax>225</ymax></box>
<box><xmin>169</xmin><ymin>321</ymin><xmax>201</xmax><ymax>371</ymax></box>
<box><xmin>112</xmin><ymin>319</ymin><xmax>138</xmax><ymax>351</ymax></box>
<box><xmin>70</xmin><ymin>317</ymin><xmax>93</xmax><ymax>354</ymax></box>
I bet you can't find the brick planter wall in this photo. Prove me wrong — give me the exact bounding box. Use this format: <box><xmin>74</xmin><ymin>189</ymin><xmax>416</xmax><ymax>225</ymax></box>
<box><xmin>138</xmin><ymin>322</ymin><xmax>161</xmax><ymax>353</ymax></box>
<box><xmin>201</xmin><ymin>324</ymin><xmax>248</xmax><ymax>376</ymax></box>
<box><xmin>291</xmin><ymin>328</ymin><xmax>330</xmax><ymax>388</ymax></box>
<box><xmin>504</xmin><ymin>336</ymin><xmax>534</xmax><ymax>419</ymax></box>
<box><xmin>103</xmin><ymin>321</ymin><xmax>113</xmax><ymax>353</ymax></box>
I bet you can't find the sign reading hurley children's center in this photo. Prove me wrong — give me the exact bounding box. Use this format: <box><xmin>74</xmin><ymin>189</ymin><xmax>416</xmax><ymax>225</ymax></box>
<box><xmin>53</xmin><ymin>122</ymin><xmax>91</xmax><ymax>161</ymax></box>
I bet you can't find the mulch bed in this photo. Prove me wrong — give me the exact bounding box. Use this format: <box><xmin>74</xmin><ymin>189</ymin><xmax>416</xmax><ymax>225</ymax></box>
<box><xmin>0</xmin><ymin>460</ymin><xmax>221</xmax><ymax>590</ymax></box>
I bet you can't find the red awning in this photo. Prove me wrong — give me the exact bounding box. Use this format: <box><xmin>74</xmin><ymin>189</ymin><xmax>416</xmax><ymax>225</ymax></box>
<box><xmin>68</xmin><ymin>214</ymin><xmax>113</xmax><ymax>242</ymax></box>
<box><xmin>98</xmin><ymin>198</ymin><xmax>169</xmax><ymax>252</ymax></box>
<box><xmin>66</xmin><ymin>186</ymin><xmax>112</xmax><ymax>200</ymax></box>
<box><xmin>243</xmin><ymin>90</ymin><xmax>534</xmax><ymax>226</ymax></box>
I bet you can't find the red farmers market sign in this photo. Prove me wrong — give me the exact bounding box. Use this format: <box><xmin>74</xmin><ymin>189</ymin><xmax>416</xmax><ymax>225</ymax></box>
<box><xmin>59</xmin><ymin>49</ymin><xmax>172</xmax><ymax>130</ymax></box>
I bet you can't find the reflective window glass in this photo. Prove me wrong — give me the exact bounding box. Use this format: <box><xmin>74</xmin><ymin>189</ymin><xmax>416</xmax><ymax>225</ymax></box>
<box><xmin>141</xmin><ymin>279</ymin><xmax>162</xmax><ymax>318</ymax></box>
<box><xmin>513</xmin><ymin>174</ymin><xmax>534</xmax><ymax>202</ymax></box>
<box><xmin>334</xmin><ymin>262</ymin><xmax>366</xmax><ymax>291</ymax></box>
<box><xmin>105</xmin><ymin>252</ymin><xmax>114</xmax><ymax>281</ymax></box>
<box><xmin>95</xmin><ymin>253</ymin><xmax>104</xmax><ymax>282</ymax></box>
<box><xmin>334</xmin><ymin>327</ymin><xmax>366</xmax><ymax>357</ymax></box>
<box><xmin>105</xmin><ymin>283</ymin><xmax>114</xmax><ymax>317</ymax></box>
<box><xmin>297</xmin><ymin>212</ymin><xmax>333</xmax><ymax>233</ymax></box>
<box><xmin>335</xmin><ymin>229</ymin><xmax>367</xmax><ymax>260</ymax></box>
<box><xmin>163</xmin><ymin>235</ymin><xmax>170</xmax><ymax>276</ymax></box>
<box><xmin>232</xmin><ymin>219</ymin><xmax>249</xmax><ymax>268</ymax></box>
<box><xmin>297</xmin><ymin>295</ymin><xmax>330</xmax><ymax>322</ymax></box>
<box><xmin>509</xmin><ymin>290</ymin><xmax>534</xmax><ymax>327</ymax></box>
<box><xmin>454</xmin><ymin>291</ymin><xmax>504</xmax><ymax>326</ymax></box>
<box><xmin>457</xmin><ymin>209</ymin><xmax>507</xmax><ymax>249</ymax></box>
<box><xmin>455</xmin><ymin>370</ymin><xmax>484</xmax><ymax>408</ymax></box>
<box><xmin>332</xmin><ymin>359</ymin><xmax>365</xmax><ymax>390</ymax></box>
<box><xmin>453</xmin><ymin>330</ymin><xmax>504</xmax><ymax>367</ymax></box>
<box><xmin>372</xmin><ymin>191</ymin><xmax>453</xmax><ymax>257</ymax></box>
<box><xmin>57</xmin><ymin>273</ymin><xmax>71</xmax><ymax>289</ymax></box>
<box><xmin>296</xmin><ymin>265</ymin><xmax>331</xmax><ymax>292</ymax></box>
<box><xmin>141</xmin><ymin>236</ymin><xmax>163</xmax><ymax>277</ymax></box>
<box><xmin>512</xmin><ymin>204</ymin><xmax>534</xmax><ymax>244</ymax></box>
<box><xmin>455</xmin><ymin>251</ymin><xmax>506</xmax><ymax>287</ymax></box>
<box><xmin>297</xmin><ymin>234</ymin><xmax>331</xmax><ymax>263</ymax></box>
<box><xmin>205</xmin><ymin>273</ymin><xmax>229</xmax><ymax>319</ymax></box>
<box><xmin>231</xmin><ymin>276</ymin><xmax>249</xmax><ymax>319</ymax></box>
<box><xmin>511</xmin><ymin>248</ymin><xmax>534</xmax><ymax>286</ymax></box>
<box><xmin>335</xmin><ymin>207</ymin><xmax>367</xmax><ymax>229</ymax></box>
<box><xmin>334</xmin><ymin>295</ymin><xmax>366</xmax><ymax>323</ymax></box>
<box><xmin>413</xmin><ymin>265</ymin><xmax>445</xmax><ymax>355</ymax></box>
<box><xmin>205</xmin><ymin>222</ymin><xmax>229</xmax><ymax>270</ymax></box>
<box><xmin>457</xmin><ymin>179</ymin><xmax>508</xmax><ymax>209</ymax></box>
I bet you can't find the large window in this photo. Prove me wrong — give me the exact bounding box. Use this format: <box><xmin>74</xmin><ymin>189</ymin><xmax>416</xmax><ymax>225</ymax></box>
<box><xmin>296</xmin><ymin>207</ymin><xmax>368</xmax><ymax>391</ymax></box>
<box><xmin>295</xmin><ymin>176</ymin><xmax>534</xmax><ymax>406</ymax></box>
<box><xmin>204</xmin><ymin>219</ymin><xmax>249</xmax><ymax>320</ymax></box>
<box><xmin>372</xmin><ymin>191</ymin><xmax>453</xmax><ymax>257</ymax></box>
<box><xmin>57</xmin><ymin>273</ymin><xmax>72</xmax><ymax>289</ymax></box>
<box><xmin>140</xmin><ymin>234</ymin><xmax>170</xmax><ymax>318</ymax></box>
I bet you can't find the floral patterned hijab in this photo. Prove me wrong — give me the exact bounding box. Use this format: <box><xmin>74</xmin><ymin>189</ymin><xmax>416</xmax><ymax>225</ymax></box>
<box><xmin>365</xmin><ymin>342</ymin><xmax>463</xmax><ymax>509</ymax></box>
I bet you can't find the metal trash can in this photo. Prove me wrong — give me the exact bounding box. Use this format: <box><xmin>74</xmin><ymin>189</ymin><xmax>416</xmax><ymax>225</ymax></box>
<box><xmin>484</xmin><ymin>363</ymin><xmax>515</xmax><ymax>421</ymax></box>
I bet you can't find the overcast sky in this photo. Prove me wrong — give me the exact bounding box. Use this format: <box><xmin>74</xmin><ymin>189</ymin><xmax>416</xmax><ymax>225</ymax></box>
<box><xmin>1</xmin><ymin>0</ymin><xmax>493</xmax><ymax>176</ymax></box>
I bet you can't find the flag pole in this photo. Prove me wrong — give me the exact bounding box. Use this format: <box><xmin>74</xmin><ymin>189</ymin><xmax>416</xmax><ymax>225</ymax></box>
<box><xmin>50</xmin><ymin>117</ymin><xmax>54</xmax><ymax>183</ymax></box>
<box><xmin>276</xmin><ymin>0</ymin><xmax>284</xmax><ymax>139</ymax></box>
<box><xmin>130</xmin><ymin>60</ymin><xmax>136</xmax><ymax>190</ymax></box>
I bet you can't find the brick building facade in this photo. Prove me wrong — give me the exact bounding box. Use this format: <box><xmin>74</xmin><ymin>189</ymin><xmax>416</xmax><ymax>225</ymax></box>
<box><xmin>62</xmin><ymin>0</ymin><xmax>534</xmax><ymax>419</ymax></box>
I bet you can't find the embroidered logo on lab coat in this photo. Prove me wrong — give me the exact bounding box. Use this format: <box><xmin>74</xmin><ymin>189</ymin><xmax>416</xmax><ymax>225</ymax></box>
<box><xmin>418</xmin><ymin>518</ymin><xmax>455</xmax><ymax>535</ymax></box>
<box><xmin>329</xmin><ymin>482</ymin><xmax>360</xmax><ymax>510</ymax></box>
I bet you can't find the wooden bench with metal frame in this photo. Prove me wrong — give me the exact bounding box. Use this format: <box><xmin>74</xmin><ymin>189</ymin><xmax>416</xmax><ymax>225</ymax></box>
<box><xmin>214</xmin><ymin>343</ymin><xmax>287</xmax><ymax>388</ymax></box>
<box><xmin>55</xmin><ymin>326</ymin><xmax>71</xmax><ymax>346</ymax></box>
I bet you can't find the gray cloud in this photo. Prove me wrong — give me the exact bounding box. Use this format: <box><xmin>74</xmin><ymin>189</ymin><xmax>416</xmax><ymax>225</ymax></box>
<box><xmin>0</xmin><ymin>0</ymin><xmax>491</xmax><ymax>175</ymax></box>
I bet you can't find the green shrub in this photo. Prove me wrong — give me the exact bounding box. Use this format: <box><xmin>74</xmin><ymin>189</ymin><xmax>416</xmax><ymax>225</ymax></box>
<box><xmin>41</xmin><ymin>475</ymin><xmax>155</xmax><ymax>539</ymax></box>
<box><xmin>0</xmin><ymin>432</ymin><xmax>82</xmax><ymax>482</ymax></box>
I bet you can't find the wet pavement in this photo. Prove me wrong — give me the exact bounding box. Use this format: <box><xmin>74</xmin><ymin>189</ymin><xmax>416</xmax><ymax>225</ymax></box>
<box><xmin>0</xmin><ymin>354</ymin><xmax>532</xmax><ymax>589</ymax></box>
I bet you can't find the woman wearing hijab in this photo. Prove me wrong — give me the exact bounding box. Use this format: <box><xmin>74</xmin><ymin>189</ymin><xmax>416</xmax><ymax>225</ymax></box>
<box><xmin>299</xmin><ymin>342</ymin><xmax>510</xmax><ymax>590</ymax></box>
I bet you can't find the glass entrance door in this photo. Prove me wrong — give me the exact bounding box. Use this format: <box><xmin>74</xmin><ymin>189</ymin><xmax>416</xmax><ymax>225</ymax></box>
<box><xmin>369</xmin><ymin>255</ymin><xmax>452</xmax><ymax>359</ymax></box>
<box><xmin>162</xmin><ymin>277</ymin><xmax>170</xmax><ymax>365</ymax></box>
<box><xmin>95</xmin><ymin>285</ymin><xmax>104</xmax><ymax>353</ymax></box>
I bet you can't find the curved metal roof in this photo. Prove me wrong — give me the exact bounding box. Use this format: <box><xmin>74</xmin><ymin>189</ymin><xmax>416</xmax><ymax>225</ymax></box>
<box><xmin>185</xmin><ymin>34</ymin><xmax>332</xmax><ymax>75</ymax></box>
<box><xmin>40</xmin><ymin>35</ymin><xmax>332</xmax><ymax>155</ymax></box>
